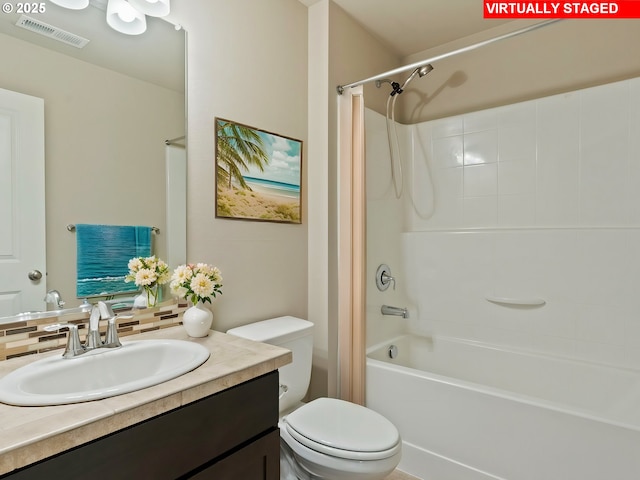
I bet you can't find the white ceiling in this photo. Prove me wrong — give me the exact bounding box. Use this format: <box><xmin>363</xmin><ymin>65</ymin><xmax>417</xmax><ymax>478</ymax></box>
<box><xmin>0</xmin><ymin>0</ymin><xmax>184</xmax><ymax>92</ymax></box>
<box><xmin>301</xmin><ymin>0</ymin><xmax>513</xmax><ymax>57</ymax></box>
<box><xmin>1</xmin><ymin>1</ymin><xmax>510</xmax><ymax>94</ymax></box>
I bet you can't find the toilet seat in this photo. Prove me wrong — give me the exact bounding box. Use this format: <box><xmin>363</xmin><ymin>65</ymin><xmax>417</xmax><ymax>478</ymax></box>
<box><xmin>284</xmin><ymin>398</ymin><xmax>401</xmax><ymax>461</ymax></box>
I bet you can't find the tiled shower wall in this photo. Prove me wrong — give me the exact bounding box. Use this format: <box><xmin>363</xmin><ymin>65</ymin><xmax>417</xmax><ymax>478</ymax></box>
<box><xmin>395</xmin><ymin>76</ymin><xmax>640</xmax><ymax>369</ymax></box>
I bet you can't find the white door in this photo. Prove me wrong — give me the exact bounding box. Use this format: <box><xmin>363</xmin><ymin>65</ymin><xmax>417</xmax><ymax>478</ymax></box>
<box><xmin>0</xmin><ymin>88</ymin><xmax>46</xmax><ymax>317</ymax></box>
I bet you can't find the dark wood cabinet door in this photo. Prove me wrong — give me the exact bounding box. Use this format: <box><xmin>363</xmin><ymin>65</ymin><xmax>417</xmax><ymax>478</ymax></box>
<box><xmin>189</xmin><ymin>429</ymin><xmax>280</xmax><ymax>480</ymax></box>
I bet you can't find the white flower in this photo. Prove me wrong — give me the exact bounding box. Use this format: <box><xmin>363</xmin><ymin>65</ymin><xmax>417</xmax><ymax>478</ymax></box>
<box><xmin>145</xmin><ymin>256</ymin><xmax>158</xmax><ymax>271</ymax></box>
<box><xmin>128</xmin><ymin>257</ymin><xmax>143</xmax><ymax>272</ymax></box>
<box><xmin>124</xmin><ymin>255</ymin><xmax>171</xmax><ymax>287</ymax></box>
<box><xmin>172</xmin><ymin>264</ymin><xmax>193</xmax><ymax>283</ymax></box>
<box><xmin>170</xmin><ymin>262</ymin><xmax>223</xmax><ymax>304</ymax></box>
<box><xmin>212</xmin><ymin>267</ymin><xmax>223</xmax><ymax>283</ymax></box>
<box><xmin>190</xmin><ymin>273</ymin><xmax>214</xmax><ymax>298</ymax></box>
<box><xmin>135</xmin><ymin>268</ymin><xmax>156</xmax><ymax>286</ymax></box>
<box><xmin>198</xmin><ymin>263</ymin><xmax>216</xmax><ymax>276</ymax></box>
<box><xmin>170</xmin><ymin>281</ymin><xmax>189</xmax><ymax>299</ymax></box>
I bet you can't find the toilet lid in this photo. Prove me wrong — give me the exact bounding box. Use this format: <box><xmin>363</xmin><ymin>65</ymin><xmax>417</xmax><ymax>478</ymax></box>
<box><xmin>284</xmin><ymin>398</ymin><xmax>401</xmax><ymax>461</ymax></box>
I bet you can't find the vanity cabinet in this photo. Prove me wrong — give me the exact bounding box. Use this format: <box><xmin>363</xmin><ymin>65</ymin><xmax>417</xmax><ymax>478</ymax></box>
<box><xmin>1</xmin><ymin>371</ymin><xmax>280</xmax><ymax>480</ymax></box>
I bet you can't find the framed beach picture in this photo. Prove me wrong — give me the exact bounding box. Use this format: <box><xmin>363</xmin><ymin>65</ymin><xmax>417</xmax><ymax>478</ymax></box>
<box><xmin>215</xmin><ymin>118</ymin><xmax>302</xmax><ymax>224</ymax></box>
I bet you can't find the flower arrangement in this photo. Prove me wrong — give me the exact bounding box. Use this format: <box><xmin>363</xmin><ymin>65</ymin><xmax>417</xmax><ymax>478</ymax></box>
<box><xmin>170</xmin><ymin>263</ymin><xmax>223</xmax><ymax>305</ymax></box>
<box><xmin>125</xmin><ymin>255</ymin><xmax>171</xmax><ymax>307</ymax></box>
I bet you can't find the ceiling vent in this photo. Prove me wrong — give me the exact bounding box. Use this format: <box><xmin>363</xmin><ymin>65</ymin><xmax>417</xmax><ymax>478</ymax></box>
<box><xmin>15</xmin><ymin>15</ymin><xmax>90</xmax><ymax>48</ymax></box>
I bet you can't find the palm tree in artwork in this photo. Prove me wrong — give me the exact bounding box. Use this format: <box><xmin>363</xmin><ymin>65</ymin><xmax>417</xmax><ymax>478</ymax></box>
<box><xmin>216</xmin><ymin>119</ymin><xmax>269</xmax><ymax>190</ymax></box>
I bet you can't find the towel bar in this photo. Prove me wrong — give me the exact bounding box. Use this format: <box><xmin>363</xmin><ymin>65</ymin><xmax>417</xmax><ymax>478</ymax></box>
<box><xmin>67</xmin><ymin>224</ymin><xmax>159</xmax><ymax>234</ymax></box>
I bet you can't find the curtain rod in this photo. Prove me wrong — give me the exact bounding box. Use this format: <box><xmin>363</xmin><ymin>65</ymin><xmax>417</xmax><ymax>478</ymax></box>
<box><xmin>336</xmin><ymin>19</ymin><xmax>561</xmax><ymax>95</ymax></box>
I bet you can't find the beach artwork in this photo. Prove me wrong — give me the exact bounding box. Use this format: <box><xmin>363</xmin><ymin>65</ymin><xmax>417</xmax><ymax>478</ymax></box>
<box><xmin>215</xmin><ymin>118</ymin><xmax>302</xmax><ymax>223</ymax></box>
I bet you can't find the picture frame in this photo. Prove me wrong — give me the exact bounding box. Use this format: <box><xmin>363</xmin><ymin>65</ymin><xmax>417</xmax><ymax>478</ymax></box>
<box><xmin>215</xmin><ymin>117</ymin><xmax>303</xmax><ymax>224</ymax></box>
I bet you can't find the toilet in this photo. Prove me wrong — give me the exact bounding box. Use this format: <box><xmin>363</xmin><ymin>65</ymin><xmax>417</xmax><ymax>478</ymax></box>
<box><xmin>227</xmin><ymin>316</ymin><xmax>401</xmax><ymax>480</ymax></box>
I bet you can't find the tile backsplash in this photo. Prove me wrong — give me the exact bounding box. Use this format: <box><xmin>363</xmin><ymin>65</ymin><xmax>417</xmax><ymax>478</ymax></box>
<box><xmin>0</xmin><ymin>301</ymin><xmax>187</xmax><ymax>361</ymax></box>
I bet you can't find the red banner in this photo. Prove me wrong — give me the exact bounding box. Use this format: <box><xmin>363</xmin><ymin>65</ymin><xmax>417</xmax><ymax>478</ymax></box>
<box><xmin>484</xmin><ymin>1</ymin><xmax>640</xmax><ymax>18</ymax></box>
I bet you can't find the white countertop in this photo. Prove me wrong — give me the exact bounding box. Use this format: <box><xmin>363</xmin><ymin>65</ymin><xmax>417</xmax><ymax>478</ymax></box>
<box><xmin>0</xmin><ymin>326</ymin><xmax>291</xmax><ymax>475</ymax></box>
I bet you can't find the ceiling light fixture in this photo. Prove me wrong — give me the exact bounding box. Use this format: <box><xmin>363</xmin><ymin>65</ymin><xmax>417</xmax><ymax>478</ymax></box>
<box><xmin>49</xmin><ymin>0</ymin><xmax>90</xmax><ymax>9</ymax></box>
<box><xmin>127</xmin><ymin>0</ymin><xmax>170</xmax><ymax>18</ymax></box>
<box><xmin>51</xmin><ymin>0</ymin><xmax>170</xmax><ymax>36</ymax></box>
<box><xmin>106</xmin><ymin>0</ymin><xmax>147</xmax><ymax>35</ymax></box>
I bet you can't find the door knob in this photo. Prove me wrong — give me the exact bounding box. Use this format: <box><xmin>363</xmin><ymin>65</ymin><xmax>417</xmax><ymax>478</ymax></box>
<box><xmin>28</xmin><ymin>270</ymin><xmax>43</xmax><ymax>281</ymax></box>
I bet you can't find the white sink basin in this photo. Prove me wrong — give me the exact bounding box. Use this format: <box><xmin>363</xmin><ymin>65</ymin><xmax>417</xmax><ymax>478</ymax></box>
<box><xmin>0</xmin><ymin>339</ymin><xmax>210</xmax><ymax>406</ymax></box>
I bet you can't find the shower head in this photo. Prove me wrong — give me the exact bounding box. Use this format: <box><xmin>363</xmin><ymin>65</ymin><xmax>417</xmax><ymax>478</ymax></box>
<box><xmin>417</xmin><ymin>64</ymin><xmax>434</xmax><ymax>77</ymax></box>
<box><xmin>391</xmin><ymin>64</ymin><xmax>435</xmax><ymax>96</ymax></box>
<box><xmin>402</xmin><ymin>64</ymin><xmax>434</xmax><ymax>88</ymax></box>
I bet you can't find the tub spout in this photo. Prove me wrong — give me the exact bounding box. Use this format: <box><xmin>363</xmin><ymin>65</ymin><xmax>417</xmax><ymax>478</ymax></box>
<box><xmin>381</xmin><ymin>305</ymin><xmax>409</xmax><ymax>319</ymax></box>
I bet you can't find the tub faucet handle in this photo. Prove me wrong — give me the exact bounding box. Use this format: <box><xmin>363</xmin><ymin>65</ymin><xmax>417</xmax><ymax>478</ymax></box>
<box><xmin>376</xmin><ymin>264</ymin><xmax>396</xmax><ymax>291</ymax></box>
<box><xmin>381</xmin><ymin>272</ymin><xmax>396</xmax><ymax>290</ymax></box>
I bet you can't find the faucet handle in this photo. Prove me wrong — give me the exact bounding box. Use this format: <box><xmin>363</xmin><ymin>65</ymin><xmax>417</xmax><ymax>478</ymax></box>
<box><xmin>44</xmin><ymin>323</ymin><xmax>85</xmax><ymax>358</ymax></box>
<box><xmin>103</xmin><ymin>317</ymin><xmax>123</xmax><ymax>348</ymax></box>
<box><xmin>381</xmin><ymin>272</ymin><xmax>396</xmax><ymax>290</ymax></box>
<box><xmin>376</xmin><ymin>264</ymin><xmax>397</xmax><ymax>291</ymax></box>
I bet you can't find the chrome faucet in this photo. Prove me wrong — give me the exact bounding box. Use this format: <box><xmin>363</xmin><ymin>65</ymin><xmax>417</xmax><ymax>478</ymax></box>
<box><xmin>87</xmin><ymin>302</ymin><xmax>123</xmax><ymax>349</ymax></box>
<box><xmin>44</xmin><ymin>301</ymin><xmax>124</xmax><ymax>358</ymax></box>
<box><xmin>85</xmin><ymin>305</ymin><xmax>103</xmax><ymax>349</ymax></box>
<box><xmin>44</xmin><ymin>289</ymin><xmax>65</xmax><ymax>309</ymax></box>
<box><xmin>381</xmin><ymin>305</ymin><xmax>409</xmax><ymax>319</ymax></box>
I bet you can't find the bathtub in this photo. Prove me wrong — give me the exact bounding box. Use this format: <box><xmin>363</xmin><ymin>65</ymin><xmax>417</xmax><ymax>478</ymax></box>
<box><xmin>366</xmin><ymin>334</ymin><xmax>640</xmax><ymax>480</ymax></box>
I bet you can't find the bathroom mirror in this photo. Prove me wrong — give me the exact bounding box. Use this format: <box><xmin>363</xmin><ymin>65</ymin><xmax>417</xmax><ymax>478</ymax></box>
<box><xmin>0</xmin><ymin>1</ymin><xmax>186</xmax><ymax>319</ymax></box>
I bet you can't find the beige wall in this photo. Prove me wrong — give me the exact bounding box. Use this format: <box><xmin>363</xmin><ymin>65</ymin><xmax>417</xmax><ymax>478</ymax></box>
<box><xmin>399</xmin><ymin>19</ymin><xmax>640</xmax><ymax>124</ymax></box>
<box><xmin>168</xmin><ymin>0</ymin><xmax>308</xmax><ymax>334</ymax></box>
<box><xmin>0</xmin><ymin>32</ymin><xmax>184</xmax><ymax>308</ymax></box>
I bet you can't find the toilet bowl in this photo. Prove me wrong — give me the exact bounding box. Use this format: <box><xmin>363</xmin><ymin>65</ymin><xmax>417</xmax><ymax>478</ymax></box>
<box><xmin>281</xmin><ymin>397</ymin><xmax>401</xmax><ymax>479</ymax></box>
<box><xmin>227</xmin><ymin>316</ymin><xmax>401</xmax><ymax>480</ymax></box>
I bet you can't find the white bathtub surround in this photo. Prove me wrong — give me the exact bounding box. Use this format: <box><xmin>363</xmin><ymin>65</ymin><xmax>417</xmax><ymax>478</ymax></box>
<box><xmin>365</xmin><ymin>109</ymin><xmax>415</xmax><ymax>349</ymax></box>
<box><xmin>364</xmin><ymin>75</ymin><xmax>640</xmax><ymax>479</ymax></box>
<box><xmin>402</xmin><ymin>228</ymin><xmax>640</xmax><ymax>369</ymax></box>
<box><xmin>406</xmin><ymin>78</ymin><xmax>640</xmax><ymax>230</ymax></box>
<box><xmin>367</xmin><ymin>335</ymin><xmax>640</xmax><ymax>480</ymax></box>
<box><xmin>366</xmin><ymin>75</ymin><xmax>640</xmax><ymax>369</ymax></box>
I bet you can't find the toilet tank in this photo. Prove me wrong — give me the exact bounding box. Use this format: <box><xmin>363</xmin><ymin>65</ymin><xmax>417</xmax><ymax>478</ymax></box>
<box><xmin>226</xmin><ymin>316</ymin><xmax>313</xmax><ymax>413</ymax></box>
